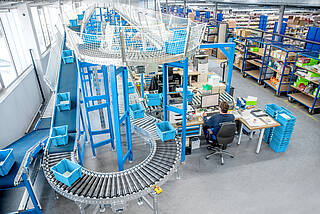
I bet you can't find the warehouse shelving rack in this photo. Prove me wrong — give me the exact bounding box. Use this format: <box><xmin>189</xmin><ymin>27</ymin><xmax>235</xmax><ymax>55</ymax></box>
<box><xmin>242</xmin><ymin>37</ymin><xmax>276</xmax><ymax>84</ymax></box>
<box><xmin>233</xmin><ymin>35</ymin><xmax>259</xmax><ymax>73</ymax></box>
<box><xmin>287</xmin><ymin>50</ymin><xmax>320</xmax><ymax>114</ymax></box>
<box><xmin>263</xmin><ymin>43</ymin><xmax>305</xmax><ymax>96</ymax></box>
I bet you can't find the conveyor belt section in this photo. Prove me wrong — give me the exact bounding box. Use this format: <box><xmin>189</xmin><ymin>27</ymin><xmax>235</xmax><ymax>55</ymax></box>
<box><xmin>42</xmin><ymin>140</ymin><xmax>180</xmax><ymax>204</ymax></box>
<box><xmin>131</xmin><ymin>114</ymin><xmax>161</xmax><ymax>141</ymax></box>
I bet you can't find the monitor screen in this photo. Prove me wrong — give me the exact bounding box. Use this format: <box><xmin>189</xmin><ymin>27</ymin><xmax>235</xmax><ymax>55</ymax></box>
<box><xmin>201</xmin><ymin>94</ymin><xmax>219</xmax><ymax>108</ymax></box>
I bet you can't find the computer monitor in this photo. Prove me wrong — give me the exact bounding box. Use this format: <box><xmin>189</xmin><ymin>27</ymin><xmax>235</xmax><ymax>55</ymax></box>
<box><xmin>201</xmin><ymin>94</ymin><xmax>219</xmax><ymax>108</ymax></box>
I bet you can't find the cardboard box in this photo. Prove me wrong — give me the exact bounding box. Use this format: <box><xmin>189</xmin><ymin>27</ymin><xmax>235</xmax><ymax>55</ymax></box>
<box><xmin>227</xmin><ymin>20</ymin><xmax>237</xmax><ymax>28</ymax></box>
<box><xmin>211</xmin><ymin>83</ymin><xmax>226</xmax><ymax>94</ymax></box>
<box><xmin>241</xmin><ymin>30</ymin><xmax>251</xmax><ymax>37</ymax></box>
<box><xmin>188</xmin><ymin>12</ymin><xmax>195</xmax><ymax>21</ymax></box>
<box><xmin>207</xmin><ymin>35</ymin><xmax>215</xmax><ymax>42</ymax></box>
<box><xmin>198</xmin><ymin>63</ymin><xmax>208</xmax><ymax>73</ymax></box>
<box><xmin>276</xmin><ymin>73</ymin><xmax>291</xmax><ymax>82</ymax></box>
<box><xmin>206</xmin><ymin>49</ymin><xmax>213</xmax><ymax>56</ymax></box>
<box><xmin>293</xmin><ymin>16</ymin><xmax>301</xmax><ymax>25</ymax></box>
<box><xmin>280</xmin><ymin>52</ymin><xmax>297</xmax><ymax>62</ymax></box>
<box><xmin>217</xmin><ymin>49</ymin><xmax>226</xmax><ymax>59</ymax></box>
<box><xmin>236</xmin><ymin>29</ymin><xmax>243</xmax><ymax>37</ymax></box>
<box><xmin>198</xmin><ymin>73</ymin><xmax>208</xmax><ymax>82</ymax></box>
<box><xmin>277</xmin><ymin>65</ymin><xmax>291</xmax><ymax>75</ymax></box>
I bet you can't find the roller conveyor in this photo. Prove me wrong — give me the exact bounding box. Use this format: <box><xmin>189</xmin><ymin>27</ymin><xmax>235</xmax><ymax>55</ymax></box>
<box><xmin>42</xmin><ymin>57</ymin><xmax>180</xmax><ymax>212</ymax></box>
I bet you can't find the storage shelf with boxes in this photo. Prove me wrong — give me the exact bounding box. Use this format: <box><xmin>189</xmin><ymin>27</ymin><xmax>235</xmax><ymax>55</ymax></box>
<box><xmin>263</xmin><ymin>43</ymin><xmax>306</xmax><ymax>96</ymax></box>
<box><xmin>242</xmin><ymin>37</ymin><xmax>274</xmax><ymax>84</ymax></box>
<box><xmin>288</xmin><ymin>51</ymin><xmax>320</xmax><ymax>114</ymax></box>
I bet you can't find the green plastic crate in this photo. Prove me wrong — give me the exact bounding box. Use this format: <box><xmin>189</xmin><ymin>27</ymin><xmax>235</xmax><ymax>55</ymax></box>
<box><xmin>294</xmin><ymin>77</ymin><xmax>309</xmax><ymax>87</ymax></box>
<box><xmin>202</xmin><ymin>84</ymin><xmax>212</xmax><ymax>90</ymax></box>
<box><xmin>250</xmin><ymin>47</ymin><xmax>259</xmax><ymax>52</ymax></box>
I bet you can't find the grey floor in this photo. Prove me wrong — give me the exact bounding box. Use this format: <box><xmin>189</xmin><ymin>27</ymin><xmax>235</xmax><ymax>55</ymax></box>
<box><xmin>1</xmin><ymin>57</ymin><xmax>320</xmax><ymax>214</ymax></box>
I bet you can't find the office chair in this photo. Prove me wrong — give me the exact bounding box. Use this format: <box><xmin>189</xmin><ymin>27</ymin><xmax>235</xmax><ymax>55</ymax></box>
<box><xmin>205</xmin><ymin>122</ymin><xmax>236</xmax><ymax>165</ymax></box>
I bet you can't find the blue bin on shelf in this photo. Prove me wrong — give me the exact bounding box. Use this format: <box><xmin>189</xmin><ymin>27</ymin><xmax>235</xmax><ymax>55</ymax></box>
<box><xmin>146</xmin><ymin>93</ymin><xmax>162</xmax><ymax>106</ymax></box>
<box><xmin>0</xmin><ymin>149</ymin><xmax>15</xmax><ymax>176</ymax></box>
<box><xmin>50</xmin><ymin>159</ymin><xmax>82</xmax><ymax>187</ymax></box>
<box><xmin>51</xmin><ymin>125</ymin><xmax>69</xmax><ymax>147</ymax></box>
<box><xmin>187</xmin><ymin>91</ymin><xmax>194</xmax><ymax>102</ymax></box>
<box><xmin>128</xmin><ymin>82</ymin><xmax>135</xmax><ymax>94</ymax></box>
<box><xmin>56</xmin><ymin>92</ymin><xmax>71</xmax><ymax>111</ymax></box>
<box><xmin>69</xmin><ymin>19</ymin><xmax>78</xmax><ymax>27</ymax></box>
<box><xmin>62</xmin><ymin>50</ymin><xmax>74</xmax><ymax>64</ymax></box>
<box><xmin>156</xmin><ymin>121</ymin><xmax>176</xmax><ymax>142</ymax></box>
<box><xmin>129</xmin><ymin>103</ymin><xmax>145</xmax><ymax>119</ymax></box>
<box><xmin>77</xmin><ymin>14</ymin><xmax>84</xmax><ymax>20</ymax></box>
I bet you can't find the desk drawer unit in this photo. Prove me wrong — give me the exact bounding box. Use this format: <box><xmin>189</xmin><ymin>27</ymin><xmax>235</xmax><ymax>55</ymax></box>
<box><xmin>177</xmin><ymin>125</ymin><xmax>202</xmax><ymax>137</ymax></box>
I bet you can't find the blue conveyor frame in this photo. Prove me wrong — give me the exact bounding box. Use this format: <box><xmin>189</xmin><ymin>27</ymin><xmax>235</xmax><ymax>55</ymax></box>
<box><xmin>162</xmin><ymin>42</ymin><xmax>235</xmax><ymax>162</ymax></box>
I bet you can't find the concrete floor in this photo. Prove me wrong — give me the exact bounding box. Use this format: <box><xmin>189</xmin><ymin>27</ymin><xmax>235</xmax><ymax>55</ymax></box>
<box><xmin>1</xmin><ymin>57</ymin><xmax>320</xmax><ymax>214</ymax></box>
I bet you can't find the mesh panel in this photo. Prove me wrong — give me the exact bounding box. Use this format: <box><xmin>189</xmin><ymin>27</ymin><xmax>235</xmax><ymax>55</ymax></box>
<box><xmin>66</xmin><ymin>4</ymin><xmax>206</xmax><ymax>66</ymax></box>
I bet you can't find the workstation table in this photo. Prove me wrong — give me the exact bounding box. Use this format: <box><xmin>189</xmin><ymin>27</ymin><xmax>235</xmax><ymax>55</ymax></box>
<box><xmin>174</xmin><ymin>108</ymin><xmax>280</xmax><ymax>154</ymax></box>
<box><xmin>234</xmin><ymin>110</ymin><xmax>280</xmax><ymax>154</ymax></box>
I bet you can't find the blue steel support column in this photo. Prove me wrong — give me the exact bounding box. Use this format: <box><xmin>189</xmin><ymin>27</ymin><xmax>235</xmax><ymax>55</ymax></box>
<box><xmin>141</xmin><ymin>73</ymin><xmax>144</xmax><ymax>98</ymax></box>
<box><xmin>110</xmin><ymin>65</ymin><xmax>124</xmax><ymax>171</ymax></box>
<box><xmin>21</xmin><ymin>173</ymin><xmax>42</xmax><ymax>214</ymax></box>
<box><xmin>102</xmin><ymin>65</ymin><xmax>115</xmax><ymax>150</ymax></box>
<box><xmin>77</xmin><ymin>61</ymin><xmax>97</xmax><ymax>157</ymax></box>
<box><xmin>100</xmin><ymin>8</ymin><xmax>103</xmax><ymax>22</ymax></box>
<box><xmin>122</xmin><ymin>67</ymin><xmax>133</xmax><ymax>161</ymax></box>
<box><xmin>163</xmin><ymin>63</ymin><xmax>168</xmax><ymax>121</ymax></box>
<box><xmin>200</xmin><ymin>43</ymin><xmax>236</xmax><ymax>94</ymax></box>
<box><xmin>226</xmin><ymin>45</ymin><xmax>235</xmax><ymax>94</ymax></box>
<box><xmin>181</xmin><ymin>57</ymin><xmax>188</xmax><ymax>162</ymax></box>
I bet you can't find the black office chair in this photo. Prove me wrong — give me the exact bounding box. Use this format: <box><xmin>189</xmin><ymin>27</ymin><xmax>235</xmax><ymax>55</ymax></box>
<box><xmin>205</xmin><ymin>122</ymin><xmax>236</xmax><ymax>165</ymax></box>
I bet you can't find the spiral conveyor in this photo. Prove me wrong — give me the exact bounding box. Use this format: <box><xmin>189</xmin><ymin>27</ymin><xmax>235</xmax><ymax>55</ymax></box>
<box><xmin>41</xmin><ymin>54</ymin><xmax>181</xmax><ymax>213</ymax></box>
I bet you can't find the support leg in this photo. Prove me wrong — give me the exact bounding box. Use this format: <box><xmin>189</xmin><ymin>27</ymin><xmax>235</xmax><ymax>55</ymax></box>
<box><xmin>237</xmin><ymin>123</ymin><xmax>243</xmax><ymax>145</ymax></box>
<box><xmin>256</xmin><ymin>128</ymin><xmax>265</xmax><ymax>154</ymax></box>
<box><xmin>21</xmin><ymin>173</ymin><xmax>42</xmax><ymax>214</ymax></box>
<box><xmin>249</xmin><ymin>131</ymin><xmax>254</xmax><ymax>140</ymax></box>
<box><xmin>102</xmin><ymin>65</ymin><xmax>115</xmax><ymax>151</ymax></box>
<box><xmin>110</xmin><ymin>65</ymin><xmax>124</xmax><ymax>171</ymax></box>
<box><xmin>176</xmin><ymin>166</ymin><xmax>181</xmax><ymax>180</ymax></box>
<box><xmin>152</xmin><ymin>193</ymin><xmax>159</xmax><ymax>214</ymax></box>
<box><xmin>75</xmin><ymin>202</ymin><xmax>86</xmax><ymax>214</ymax></box>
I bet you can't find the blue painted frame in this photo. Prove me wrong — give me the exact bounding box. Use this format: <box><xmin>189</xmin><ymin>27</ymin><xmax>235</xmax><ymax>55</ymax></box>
<box><xmin>161</xmin><ymin>43</ymin><xmax>235</xmax><ymax>162</ymax></box>
<box><xmin>109</xmin><ymin>65</ymin><xmax>133</xmax><ymax>171</ymax></box>
<box><xmin>76</xmin><ymin>60</ymin><xmax>115</xmax><ymax>157</ymax></box>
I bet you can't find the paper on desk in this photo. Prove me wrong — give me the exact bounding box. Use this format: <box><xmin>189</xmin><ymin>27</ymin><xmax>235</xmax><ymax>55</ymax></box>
<box><xmin>244</xmin><ymin>117</ymin><xmax>266</xmax><ymax>127</ymax></box>
<box><xmin>260</xmin><ymin>116</ymin><xmax>278</xmax><ymax>125</ymax></box>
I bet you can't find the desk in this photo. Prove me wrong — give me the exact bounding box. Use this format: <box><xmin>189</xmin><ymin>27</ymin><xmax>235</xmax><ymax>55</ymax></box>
<box><xmin>235</xmin><ymin>110</ymin><xmax>280</xmax><ymax>154</ymax></box>
<box><xmin>173</xmin><ymin>115</ymin><xmax>204</xmax><ymax>128</ymax></box>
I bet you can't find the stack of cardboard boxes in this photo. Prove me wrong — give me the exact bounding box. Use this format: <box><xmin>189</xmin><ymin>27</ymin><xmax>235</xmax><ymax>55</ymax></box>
<box><xmin>236</xmin><ymin>29</ymin><xmax>251</xmax><ymax>37</ymax></box>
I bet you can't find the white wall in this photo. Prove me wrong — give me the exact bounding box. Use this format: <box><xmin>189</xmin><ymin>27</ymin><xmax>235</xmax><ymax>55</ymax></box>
<box><xmin>0</xmin><ymin>52</ymin><xmax>50</xmax><ymax>148</ymax></box>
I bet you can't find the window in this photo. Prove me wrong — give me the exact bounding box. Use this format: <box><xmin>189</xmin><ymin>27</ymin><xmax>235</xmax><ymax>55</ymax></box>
<box><xmin>1</xmin><ymin>10</ymin><xmax>32</xmax><ymax>75</ymax></box>
<box><xmin>38</xmin><ymin>7</ymin><xmax>51</xmax><ymax>48</ymax></box>
<box><xmin>31</xmin><ymin>7</ymin><xmax>47</xmax><ymax>53</ymax></box>
<box><xmin>0</xmin><ymin>19</ymin><xmax>17</xmax><ymax>88</ymax></box>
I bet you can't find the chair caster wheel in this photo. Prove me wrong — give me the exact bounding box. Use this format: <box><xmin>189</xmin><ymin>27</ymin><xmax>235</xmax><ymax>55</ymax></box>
<box><xmin>231</xmin><ymin>156</ymin><xmax>234</xmax><ymax>158</ymax></box>
<box><xmin>221</xmin><ymin>163</ymin><xmax>224</xmax><ymax>165</ymax></box>
<box><xmin>205</xmin><ymin>157</ymin><xmax>209</xmax><ymax>160</ymax></box>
